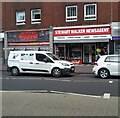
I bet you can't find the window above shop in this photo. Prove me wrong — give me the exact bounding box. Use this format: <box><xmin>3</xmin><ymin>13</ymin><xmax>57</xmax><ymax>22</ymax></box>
<box><xmin>66</xmin><ymin>5</ymin><xmax>77</xmax><ymax>22</ymax></box>
<box><xmin>31</xmin><ymin>9</ymin><xmax>41</xmax><ymax>24</ymax></box>
<box><xmin>16</xmin><ymin>10</ymin><xmax>26</xmax><ymax>25</ymax></box>
<box><xmin>84</xmin><ymin>4</ymin><xmax>97</xmax><ymax>21</ymax></box>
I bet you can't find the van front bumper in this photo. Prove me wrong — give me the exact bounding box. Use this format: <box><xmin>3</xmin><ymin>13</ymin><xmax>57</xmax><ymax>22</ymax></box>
<box><xmin>62</xmin><ymin>66</ymin><xmax>75</xmax><ymax>75</ymax></box>
<box><xmin>7</xmin><ymin>66</ymin><xmax>11</xmax><ymax>72</ymax></box>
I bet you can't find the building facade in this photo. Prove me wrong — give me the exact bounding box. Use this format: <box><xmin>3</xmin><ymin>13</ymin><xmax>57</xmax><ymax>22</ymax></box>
<box><xmin>2</xmin><ymin>2</ymin><xmax>120</xmax><ymax>64</ymax></box>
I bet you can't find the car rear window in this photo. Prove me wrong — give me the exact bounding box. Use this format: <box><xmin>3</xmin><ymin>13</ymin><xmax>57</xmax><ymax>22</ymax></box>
<box><xmin>105</xmin><ymin>56</ymin><xmax>120</xmax><ymax>62</ymax></box>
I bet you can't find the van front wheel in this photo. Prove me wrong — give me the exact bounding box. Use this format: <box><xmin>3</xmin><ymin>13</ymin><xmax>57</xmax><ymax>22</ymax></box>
<box><xmin>52</xmin><ymin>68</ymin><xmax>62</xmax><ymax>77</ymax></box>
<box><xmin>11</xmin><ymin>67</ymin><xmax>19</xmax><ymax>76</ymax></box>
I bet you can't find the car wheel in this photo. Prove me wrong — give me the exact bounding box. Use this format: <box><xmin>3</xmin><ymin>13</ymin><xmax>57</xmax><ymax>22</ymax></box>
<box><xmin>98</xmin><ymin>68</ymin><xmax>110</xmax><ymax>79</ymax></box>
<box><xmin>52</xmin><ymin>68</ymin><xmax>62</xmax><ymax>77</ymax></box>
<box><xmin>11</xmin><ymin>67</ymin><xmax>19</xmax><ymax>76</ymax></box>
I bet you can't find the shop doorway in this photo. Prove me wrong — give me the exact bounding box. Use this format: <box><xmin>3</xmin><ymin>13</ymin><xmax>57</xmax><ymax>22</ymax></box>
<box><xmin>83</xmin><ymin>44</ymin><xmax>96</xmax><ymax>63</ymax></box>
<box><xmin>56</xmin><ymin>44</ymin><xmax>66</xmax><ymax>60</ymax></box>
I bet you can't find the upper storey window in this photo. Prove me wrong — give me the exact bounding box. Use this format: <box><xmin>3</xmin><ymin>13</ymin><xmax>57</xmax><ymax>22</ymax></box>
<box><xmin>31</xmin><ymin>9</ymin><xmax>41</xmax><ymax>24</ymax></box>
<box><xmin>84</xmin><ymin>4</ymin><xmax>97</xmax><ymax>20</ymax></box>
<box><xmin>66</xmin><ymin>5</ymin><xmax>77</xmax><ymax>22</ymax></box>
<box><xmin>16</xmin><ymin>10</ymin><xmax>25</xmax><ymax>25</ymax></box>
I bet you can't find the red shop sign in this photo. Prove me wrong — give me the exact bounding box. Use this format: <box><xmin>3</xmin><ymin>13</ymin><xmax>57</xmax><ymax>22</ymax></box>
<box><xmin>18</xmin><ymin>31</ymin><xmax>38</xmax><ymax>41</ymax></box>
<box><xmin>54</xmin><ymin>26</ymin><xmax>111</xmax><ymax>36</ymax></box>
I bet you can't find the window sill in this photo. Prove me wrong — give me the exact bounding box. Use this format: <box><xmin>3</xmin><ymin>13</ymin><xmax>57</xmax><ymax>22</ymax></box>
<box><xmin>31</xmin><ymin>22</ymin><xmax>41</xmax><ymax>24</ymax></box>
<box><xmin>84</xmin><ymin>18</ymin><xmax>97</xmax><ymax>21</ymax></box>
<box><xmin>16</xmin><ymin>22</ymin><xmax>26</xmax><ymax>26</ymax></box>
<box><xmin>66</xmin><ymin>20</ymin><xmax>77</xmax><ymax>22</ymax></box>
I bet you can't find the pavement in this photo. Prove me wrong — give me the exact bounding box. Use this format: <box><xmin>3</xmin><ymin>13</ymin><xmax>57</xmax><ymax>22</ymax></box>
<box><xmin>0</xmin><ymin>60</ymin><xmax>94</xmax><ymax>74</ymax></box>
<box><xmin>2</xmin><ymin>92</ymin><xmax>118</xmax><ymax>116</ymax></box>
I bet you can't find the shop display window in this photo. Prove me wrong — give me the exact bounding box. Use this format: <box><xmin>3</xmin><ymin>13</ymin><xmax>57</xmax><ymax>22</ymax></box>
<box><xmin>115</xmin><ymin>41</ymin><xmax>120</xmax><ymax>54</ymax></box>
<box><xmin>96</xmin><ymin>43</ymin><xmax>108</xmax><ymax>55</ymax></box>
<box><xmin>69</xmin><ymin>44</ymin><xmax>82</xmax><ymax>59</ymax></box>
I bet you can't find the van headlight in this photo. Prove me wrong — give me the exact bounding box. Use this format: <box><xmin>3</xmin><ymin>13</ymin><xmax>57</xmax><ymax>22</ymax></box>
<box><xmin>60</xmin><ymin>62</ymin><xmax>69</xmax><ymax>66</ymax></box>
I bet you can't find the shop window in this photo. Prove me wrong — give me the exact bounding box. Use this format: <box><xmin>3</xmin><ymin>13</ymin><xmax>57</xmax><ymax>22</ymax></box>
<box><xmin>66</xmin><ymin>5</ymin><xmax>77</xmax><ymax>22</ymax></box>
<box><xmin>16</xmin><ymin>10</ymin><xmax>25</xmax><ymax>25</ymax></box>
<box><xmin>31</xmin><ymin>9</ymin><xmax>41</xmax><ymax>24</ymax></box>
<box><xmin>96</xmin><ymin>43</ymin><xmax>108</xmax><ymax>55</ymax></box>
<box><xmin>115</xmin><ymin>41</ymin><xmax>120</xmax><ymax>54</ymax></box>
<box><xmin>84</xmin><ymin>4</ymin><xmax>97</xmax><ymax>20</ymax></box>
<box><xmin>69</xmin><ymin>44</ymin><xmax>82</xmax><ymax>59</ymax></box>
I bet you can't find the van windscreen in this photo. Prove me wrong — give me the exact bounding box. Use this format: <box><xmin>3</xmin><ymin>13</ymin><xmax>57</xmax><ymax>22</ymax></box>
<box><xmin>46</xmin><ymin>53</ymin><xmax>59</xmax><ymax>60</ymax></box>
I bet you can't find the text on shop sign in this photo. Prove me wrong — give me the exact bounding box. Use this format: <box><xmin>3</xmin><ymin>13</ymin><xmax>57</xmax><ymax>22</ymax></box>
<box><xmin>18</xmin><ymin>31</ymin><xmax>38</xmax><ymax>41</ymax></box>
<box><xmin>54</xmin><ymin>27</ymin><xmax>111</xmax><ymax>36</ymax></box>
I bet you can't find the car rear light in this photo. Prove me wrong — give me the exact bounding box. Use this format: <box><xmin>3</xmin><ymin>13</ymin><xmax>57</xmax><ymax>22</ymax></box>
<box><xmin>94</xmin><ymin>62</ymin><xmax>98</xmax><ymax>66</ymax></box>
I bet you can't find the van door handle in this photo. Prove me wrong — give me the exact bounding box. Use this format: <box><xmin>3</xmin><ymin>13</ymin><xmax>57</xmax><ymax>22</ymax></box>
<box><xmin>30</xmin><ymin>62</ymin><xmax>33</xmax><ymax>64</ymax></box>
<box><xmin>35</xmin><ymin>63</ymin><xmax>39</xmax><ymax>64</ymax></box>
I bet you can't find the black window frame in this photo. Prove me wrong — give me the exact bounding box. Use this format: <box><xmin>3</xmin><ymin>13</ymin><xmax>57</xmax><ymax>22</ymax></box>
<box><xmin>36</xmin><ymin>53</ymin><xmax>53</xmax><ymax>63</ymax></box>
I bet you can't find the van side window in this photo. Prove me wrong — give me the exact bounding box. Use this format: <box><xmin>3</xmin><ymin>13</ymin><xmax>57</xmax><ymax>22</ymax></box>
<box><xmin>36</xmin><ymin>54</ymin><xmax>53</xmax><ymax>63</ymax></box>
<box><xmin>36</xmin><ymin>54</ymin><xmax>46</xmax><ymax>61</ymax></box>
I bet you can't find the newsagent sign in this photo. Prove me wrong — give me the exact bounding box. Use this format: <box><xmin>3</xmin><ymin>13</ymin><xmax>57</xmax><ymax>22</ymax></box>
<box><xmin>7</xmin><ymin>30</ymin><xmax>49</xmax><ymax>42</ymax></box>
<box><xmin>54</xmin><ymin>25</ymin><xmax>111</xmax><ymax>40</ymax></box>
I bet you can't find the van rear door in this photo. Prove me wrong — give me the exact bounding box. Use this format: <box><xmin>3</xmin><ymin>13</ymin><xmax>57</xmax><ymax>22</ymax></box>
<box><xmin>19</xmin><ymin>53</ymin><xmax>35</xmax><ymax>72</ymax></box>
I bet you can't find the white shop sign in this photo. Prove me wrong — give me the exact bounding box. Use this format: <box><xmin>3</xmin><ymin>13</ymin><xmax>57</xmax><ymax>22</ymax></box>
<box><xmin>54</xmin><ymin>34</ymin><xmax>111</xmax><ymax>40</ymax></box>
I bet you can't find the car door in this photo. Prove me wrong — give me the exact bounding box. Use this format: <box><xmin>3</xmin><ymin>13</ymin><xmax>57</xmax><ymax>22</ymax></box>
<box><xmin>33</xmin><ymin>53</ymin><xmax>53</xmax><ymax>73</ymax></box>
<box><xmin>105</xmin><ymin>56</ymin><xmax>119</xmax><ymax>75</ymax></box>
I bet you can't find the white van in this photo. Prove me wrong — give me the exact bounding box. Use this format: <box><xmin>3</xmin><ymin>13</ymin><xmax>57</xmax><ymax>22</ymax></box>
<box><xmin>7</xmin><ymin>51</ymin><xmax>75</xmax><ymax>77</ymax></box>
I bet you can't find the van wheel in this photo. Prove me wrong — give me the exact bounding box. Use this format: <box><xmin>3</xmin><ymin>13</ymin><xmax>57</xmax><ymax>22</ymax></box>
<box><xmin>11</xmin><ymin>67</ymin><xmax>19</xmax><ymax>76</ymax></box>
<box><xmin>52</xmin><ymin>68</ymin><xmax>62</xmax><ymax>77</ymax></box>
<box><xmin>98</xmin><ymin>68</ymin><xmax>110</xmax><ymax>79</ymax></box>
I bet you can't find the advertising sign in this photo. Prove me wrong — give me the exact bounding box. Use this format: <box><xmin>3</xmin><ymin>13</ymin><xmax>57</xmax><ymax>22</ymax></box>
<box><xmin>54</xmin><ymin>26</ymin><xmax>111</xmax><ymax>36</ymax></box>
<box><xmin>54</xmin><ymin>26</ymin><xmax>111</xmax><ymax>41</ymax></box>
<box><xmin>7</xmin><ymin>30</ymin><xmax>49</xmax><ymax>42</ymax></box>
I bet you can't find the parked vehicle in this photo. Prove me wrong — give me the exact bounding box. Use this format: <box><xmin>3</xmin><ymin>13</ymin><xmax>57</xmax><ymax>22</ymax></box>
<box><xmin>92</xmin><ymin>54</ymin><xmax>120</xmax><ymax>79</ymax></box>
<box><xmin>7</xmin><ymin>51</ymin><xmax>75</xmax><ymax>77</ymax></box>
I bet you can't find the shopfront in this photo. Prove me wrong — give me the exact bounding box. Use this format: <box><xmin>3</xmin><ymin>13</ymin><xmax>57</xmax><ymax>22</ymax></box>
<box><xmin>7</xmin><ymin>29</ymin><xmax>50</xmax><ymax>52</ymax></box>
<box><xmin>53</xmin><ymin>24</ymin><xmax>111</xmax><ymax>64</ymax></box>
<box><xmin>111</xmin><ymin>22</ymin><xmax>120</xmax><ymax>54</ymax></box>
<box><xmin>0</xmin><ymin>32</ymin><xmax>4</xmax><ymax>60</ymax></box>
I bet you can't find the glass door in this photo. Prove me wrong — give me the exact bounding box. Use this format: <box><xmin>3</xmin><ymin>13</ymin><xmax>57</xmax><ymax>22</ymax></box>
<box><xmin>83</xmin><ymin>44</ymin><xmax>89</xmax><ymax>63</ymax></box>
<box><xmin>55</xmin><ymin>44</ymin><xmax>66</xmax><ymax>60</ymax></box>
<box><xmin>83</xmin><ymin>44</ymin><xmax>96</xmax><ymax>63</ymax></box>
<box><xmin>91</xmin><ymin>44</ymin><xmax>96</xmax><ymax>62</ymax></box>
